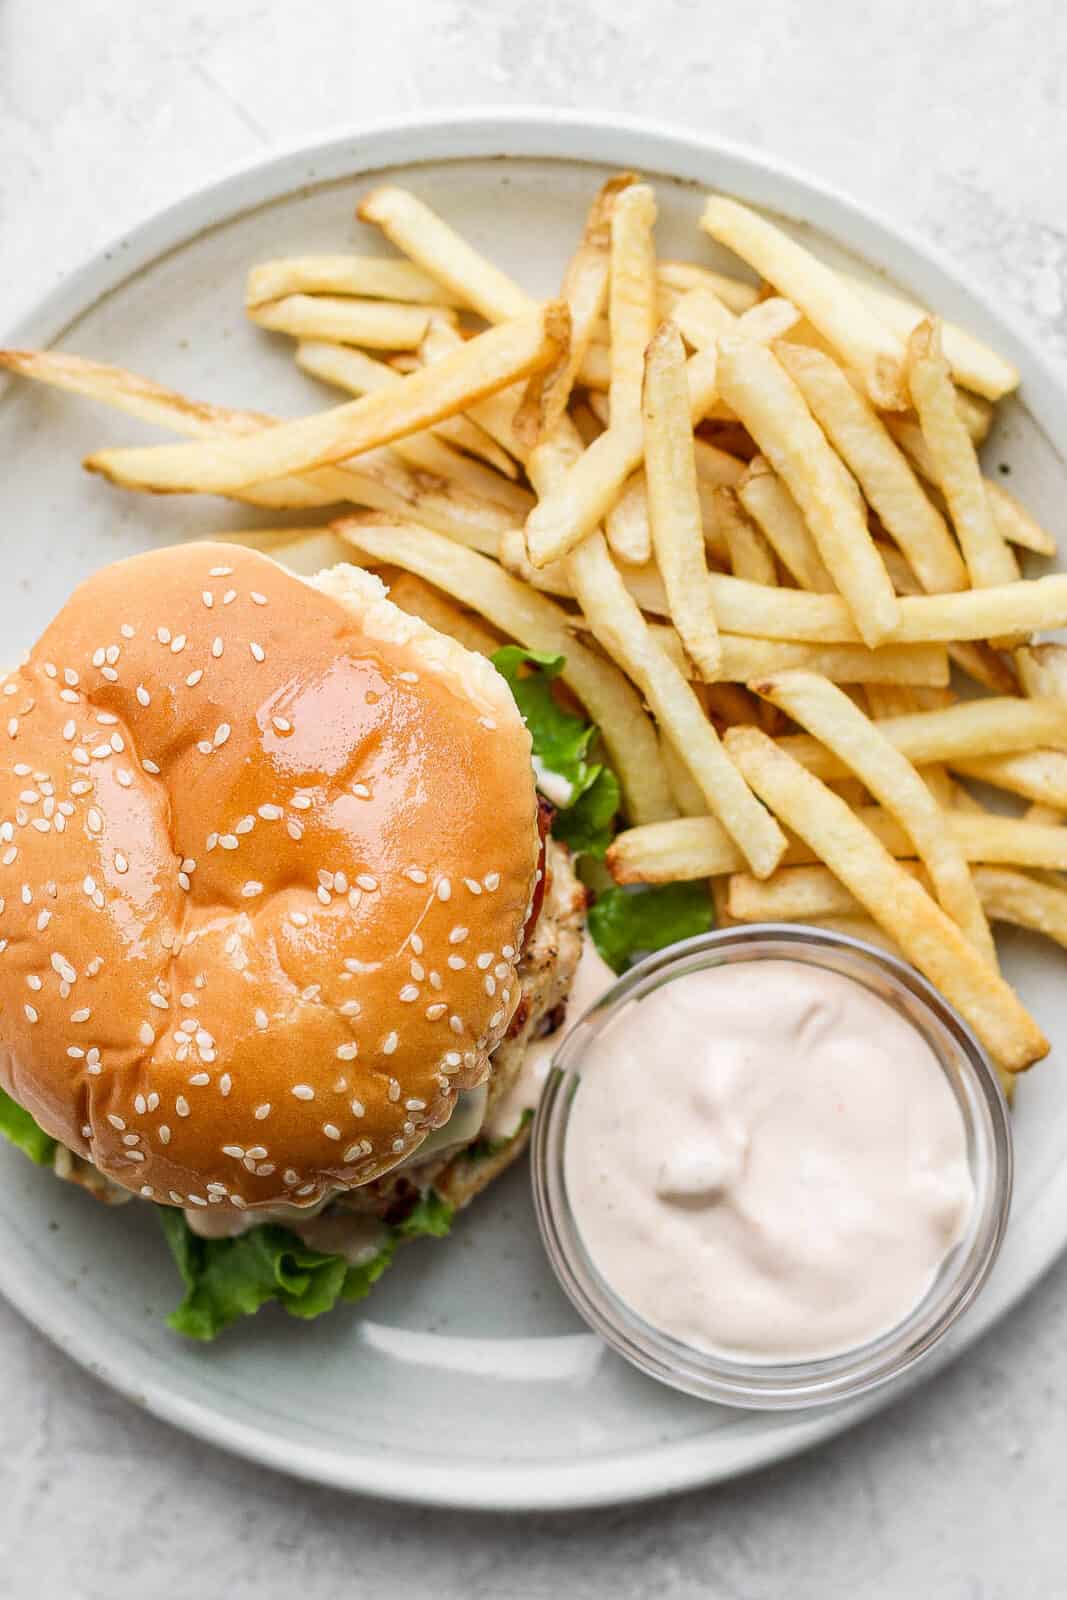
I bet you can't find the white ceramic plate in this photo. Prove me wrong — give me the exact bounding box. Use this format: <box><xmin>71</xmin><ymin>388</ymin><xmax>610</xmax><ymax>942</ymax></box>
<box><xmin>2</xmin><ymin>111</ymin><xmax>1066</xmax><ymax>1512</ymax></box>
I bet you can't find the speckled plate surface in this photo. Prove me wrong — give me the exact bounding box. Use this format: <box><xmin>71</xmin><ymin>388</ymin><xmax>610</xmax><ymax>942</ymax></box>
<box><xmin>2</xmin><ymin>111</ymin><xmax>1066</xmax><ymax>1512</ymax></box>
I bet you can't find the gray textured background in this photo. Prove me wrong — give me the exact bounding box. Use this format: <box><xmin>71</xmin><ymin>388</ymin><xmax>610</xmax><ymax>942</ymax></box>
<box><xmin>2</xmin><ymin>2</ymin><xmax>1066</xmax><ymax>1595</ymax></box>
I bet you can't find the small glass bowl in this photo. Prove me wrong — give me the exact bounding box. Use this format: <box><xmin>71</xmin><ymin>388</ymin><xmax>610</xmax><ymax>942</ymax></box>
<box><xmin>531</xmin><ymin>924</ymin><xmax>1013</xmax><ymax>1410</ymax></box>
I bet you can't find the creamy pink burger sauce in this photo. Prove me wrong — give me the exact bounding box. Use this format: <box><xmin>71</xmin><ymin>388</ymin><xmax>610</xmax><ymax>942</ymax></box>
<box><xmin>565</xmin><ymin>959</ymin><xmax>974</xmax><ymax>1363</ymax></box>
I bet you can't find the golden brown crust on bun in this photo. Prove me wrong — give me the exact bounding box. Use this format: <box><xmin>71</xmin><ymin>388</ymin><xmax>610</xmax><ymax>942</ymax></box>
<box><xmin>0</xmin><ymin>543</ymin><xmax>538</xmax><ymax>1212</ymax></box>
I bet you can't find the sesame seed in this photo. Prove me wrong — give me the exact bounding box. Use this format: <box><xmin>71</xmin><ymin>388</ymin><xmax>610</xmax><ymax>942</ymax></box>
<box><xmin>23</xmin><ymin>1004</ymin><xmax>38</xmax><ymax>1023</ymax></box>
<box><xmin>107</xmin><ymin>1114</ymin><xmax>126</xmax><ymax>1131</ymax></box>
<box><xmin>219</xmin><ymin>1073</ymin><xmax>231</xmax><ymax>1096</ymax></box>
<box><xmin>213</xmin><ymin>723</ymin><xmax>231</xmax><ymax>748</ymax></box>
<box><xmin>143</xmin><ymin>760</ymin><xmax>160</xmax><ymax>775</ymax></box>
<box><xmin>211</xmin><ymin>637</ymin><xmax>224</xmax><ymax>658</ymax></box>
<box><xmin>241</xmin><ymin>881</ymin><xmax>263</xmax><ymax>899</ymax></box>
<box><xmin>343</xmin><ymin>1144</ymin><xmax>362</xmax><ymax>1161</ymax></box>
<box><xmin>186</xmin><ymin>669</ymin><xmax>203</xmax><ymax>687</ymax></box>
<box><xmin>178</xmin><ymin>873</ymin><xmax>191</xmax><ymax>892</ymax></box>
<box><xmin>7</xmin><ymin>719</ymin><xmax>17</xmax><ymax>738</ymax></box>
<box><xmin>323</xmin><ymin>1124</ymin><xmax>341</xmax><ymax>1140</ymax></box>
<box><xmin>410</xmin><ymin>960</ymin><xmax>425</xmax><ymax>981</ymax></box>
<box><xmin>90</xmin><ymin>745</ymin><xmax>111</xmax><ymax>760</ymax></box>
<box><xmin>251</xmin><ymin>591</ymin><xmax>267</xmax><ymax>606</ymax></box>
<box><xmin>352</xmin><ymin>783</ymin><xmax>370</xmax><ymax>799</ymax></box>
<box><xmin>404</xmin><ymin>867</ymin><xmax>427</xmax><ymax>884</ymax></box>
<box><xmin>170</xmin><ymin>634</ymin><xmax>186</xmax><ymax>654</ymax></box>
<box><xmin>121</xmin><ymin>624</ymin><xmax>135</xmax><ymax>639</ymax></box>
<box><xmin>159</xmin><ymin>1126</ymin><xmax>171</xmax><ymax>1145</ymax></box>
<box><xmin>122</xmin><ymin>1133</ymin><xmax>139</xmax><ymax>1148</ymax></box>
<box><xmin>291</xmin><ymin>794</ymin><xmax>312</xmax><ymax>811</ymax></box>
<box><xmin>87</xmin><ymin>808</ymin><xmax>102</xmax><ymax>834</ymax></box>
<box><xmin>289</xmin><ymin>910</ymin><xmax>309</xmax><ymax>928</ymax></box>
<box><xmin>70</xmin><ymin>1006</ymin><xmax>92</xmax><ymax>1022</ymax></box>
<box><xmin>249</xmin><ymin>641</ymin><xmax>265</xmax><ymax>662</ymax></box>
<box><xmin>383</xmin><ymin>1031</ymin><xmax>398</xmax><ymax>1055</ymax></box>
<box><xmin>399</xmin><ymin>984</ymin><xmax>419</xmax><ymax>1003</ymax></box>
<box><xmin>437</xmin><ymin>878</ymin><xmax>452</xmax><ymax>901</ymax></box>
<box><xmin>450</xmin><ymin>1016</ymin><xmax>464</xmax><ymax>1035</ymax></box>
<box><xmin>254</xmin><ymin>1103</ymin><xmax>271</xmax><ymax>1120</ymax></box>
<box><xmin>189</xmin><ymin>1072</ymin><xmax>210</xmax><ymax>1087</ymax></box>
<box><xmin>447</xmin><ymin>955</ymin><xmax>466</xmax><ymax>971</ymax></box>
<box><xmin>206</xmin><ymin>832</ymin><xmax>218</xmax><ymax>851</ymax></box>
<box><xmin>175</xmin><ymin>1097</ymin><xmax>190</xmax><ymax>1118</ymax></box>
<box><xmin>222</xmin><ymin>589</ymin><xmax>237</xmax><ymax>606</ymax></box>
<box><xmin>148</xmin><ymin>993</ymin><xmax>168</xmax><ymax>1010</ymax></box>
<box><xmin>59</xmin><ymin>690</ymin><xmax>79</xmax><ymax>704</ymax></box>
<box><xmin>219</xmin><ymin>834</ymin><xmax>238</xmax><ymax>850</ymax></box>
<box><xmin>222</xmin><ymin>1144</ymin><xmax>245</xmax><ymax>1160</ymax></box>
<box><xmin>258</xmin><ymin>803</ymin><xmax>283</xmax><ymax>821</ymax></box>
<box><xmin>336</xmin><ymin>1042</ymin><xmax>359</xmax><ymax>1061</ymax></box>
<box><xmin>202</xmin><ymin>591</ymin><xmax>214</xmax><ymax>608</ymax></box>
<box><xmin>502</xmin><ymin>944</ymin><xmax>515</xmax><ymax>959</ymax></box>
<box><xmin>271</xmin><ymin>716</ymin><xmax>291</xmax><ymax>733</ymax></box>
<box><xmin>67</xmin><ymin>1046</ymin><xmax>85</xmax><ymax>1060</ymax></box>
<box><xmin>287</xmin><ymin>820</ymin><xmax>303</xmax><ymax>841</ymax></box>
<box><xmin>135</xmin><ymin>684</ymin><xmax>151</xmax><ymax>708</ymax></box>
<box><xmin>209</xmin><ymin>565</ymin><xmax>233</xmax><ymax>577</ymax></box>
<box><xmin>187</xmin><ymin>1193</ymin><xmax>206</xmax><ymax>1205</ymax></box>
<box><xmin>350</xmin><ymin>1100</ymin><xmax>365</xmax><ymax>1119</ymax></box>
<box><xmin>292</xmin><ymin>1085</ymin><xmax>314</xmax><ymax>1100</ymax></box>
<box><xmin>392</xmin><ymin>1140</ymin><xmax>404</xmax><ymax>1154</ymax></box>
<box><xmin>397</xmin><ymin>670</ymin><xmax>418</xmax><ymax>683</ymax></box>
<box><xmin>31</xmin><ymin>818</ymin><xmax>50</xmax><ymax>833</ymax></box>
<box><xmin>387</xmin><ymin>1080</ymin><xmax>401</xmax><ymax>1103</ymax></box>
<box><xmin>254</xmin><ymin>1008</ymin><xmax>269</xmax><ymax>1030</ymax></box>
<box><xmin>476</xmin><ymin>952</ymin><xmax>493</xmax><ymax>970</ymax></box>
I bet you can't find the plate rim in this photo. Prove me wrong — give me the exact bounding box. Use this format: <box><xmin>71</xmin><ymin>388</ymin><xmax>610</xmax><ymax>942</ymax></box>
<box><xmin>3</xmin><ymin>106</ymin><xmax>1067</xmax><ymax>1512</ymax></box>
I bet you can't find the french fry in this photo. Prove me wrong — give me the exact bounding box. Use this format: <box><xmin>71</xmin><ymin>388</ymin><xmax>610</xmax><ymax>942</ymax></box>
<box><xmin>842</xmin><ymin>273</ymin><xmax>1020</xmax><ymax>401</ymax></box>
<box><xmin>294</xmin><ymin>342</ymin><xmax>531</xmax><ymax>510</ymax></box>
<box><xmin>515</xmin><ymin>174</ymin><xmax>629</xmax><ymax>449</ymax></box>
<box><xmin>714</xmin><ymin>336</ymin><xmax>898</xmax><ymax>646</ymax></box>
<box><xmin>712</xmin><ymin>486</ymin><xmax>777</xmax><ymax>585</ymax></box>
<box><xmin>701</xmin><ymin>196</ymin><xmax>907</xmax><ymax>408</ymax></box>
<box><xmin>906</xmin><ymin>320</ymin><xmax>1019</xmax><ymax>588</ymax></box>
<box><xmin>245</xmin><ymin>254</ymin><xmax>465</xmax><ymax>309</ymax></box>
<box><xmin>659</xmin><ymin>733</ymin><xmax>710</xmax><ymax>817</ymax></box>
<box><xmin>984</xmin><ymin>479</ymin><xmax>1057</xmax><ymax>559</ymax></box>
<box><xmin>566</xmin><ymin>532</ymin><xmax>784</xmax><ymax>875</ymax></box>
<box><xmin>732</xmin><ymin>863</ymin><xmax>1067</xmax><ymax>957</ymax></box>
<box><xmin>384</xmin><ymin>571</ymin><xmax>503</xmax><ymax>656</ymax></box>
<box><xmin>775</xmin><ymin>340</ymin><xmax>968</xmax><ymax>595</ymax></box>
<box><xmin>643</xmin><ymin>322</ymin><xmax>721</xmax><ymax>678</ymax></box>
<box><xmin>0</xmin><ymin>347</ymin><xmax>525</xmax><ymax>540</ymax></box>
<box><xmin>608</xmin><ymin>184</ymin><xmax>659</xmax><ymax>429</ymax></box>
<box><xmin>692</xmin><ymin>572</ymin><xmax>1067</xmax><ymax>644</ymax></box>
<box><xmin>751</xmin><ymin>670</ymin><xmax>995</xmax><ymax>961</ymax></box>
<box><xmin>728</xmin><ymin>862</ymin><xmax>916</xmax><ymax>923</ymax></box>
<box><xmin>951</xmin><ymin>749</ymin><xmax>1067</xmax><ymax>810</ymax></box>
<box><xmin>650</xmin><ymin>629</ymin><xmax>948</xmax><ymax>687</ymax></box>
<box><xmin>605</xmin><ymin>472</ymin><xmax>652</xmax><ymax>565</ymax></box>
<box><xmin>523</xmin><ymin>296</ymin><xmax>800</xmax><ymax>568</ymax></box>
<box><xmin>736</xmin><ymin>457</ymin><xmax>835</xmax><ymax>592</ymax></box>
<box><xmin>975</xmin><ymin>866</ymin><xmax>1067</xmax><ymax>948</ymax></box>
<box><xmin>668</xmin><ymin>287</ymin><xmax>737</xmax><ymax>354</ymax></box>
<box><xmin>249</xmin><ymin>294</ymin><xmax>434</xmax><ymax>351</ymax></box>
<box><xmin>608</xmin><ymin>807</ymin><xmax>1067</xmax><ymax>884</ymax></box>
<box><xmin>657</xmin><ymin>260</ymin><xmax>760</xmax><ymax>314</ymax></box>
<box><xmin>723</xmin><ymin>724</ymin><xmax>1047</xmax><ymax>1069</ymax></box>
<box><xmin>693</xmin><ymin>438</ymin><xmax>747</xmax><ymax>488</ymax></box>
<box><xmin>418</xmin><ymin>314</ymin><xmax>530</xmax><ymax>464</ymax></box>
<box><xmin>886</xmin><ymin>418</ymin><xmax>1056</xmax><ymax>557</ymax></box>
<box><xmin>953</xmin><ymin>388</ymin><xmax>995</xmax><ymax>445</ymax></box>
<box><xmin>875</xmin><ymin>539</ymin><xmax>1021</xmax><ymax>693</ymax></box>
<box><xmin>357</xmin><ymin>186</ymin><xmax>535</xmax><ymax>323</ymax></box>
<box><xmin>335</xmin><ymin>514</ymin><xmax>675</xmax><ymax>826</ymax></box>
<box><xmin>1016</xmin><ymin>643</ymin><xmax>1067</xmax><ymax>703</ymax></box>
<box><xmin>294</xmin><ymin>339</ymin><xmax>519</xmax><ymax>480</ymax></box>
<box><xmin>777</xmin><ymin>696</ymin><xmax>1067</xmax><ymax>781</ymax></box>
<box><xmin>85</xmin><ymin>305</ymin><xmax>566</xmax><ymax>495</ymax></box>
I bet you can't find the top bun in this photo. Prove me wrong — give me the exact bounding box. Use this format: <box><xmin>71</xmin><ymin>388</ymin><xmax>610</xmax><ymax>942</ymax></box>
<box><xmin>0</xmin><ymin>543</ymin><xmax>539</xmax><ymax>1212</ymax></box>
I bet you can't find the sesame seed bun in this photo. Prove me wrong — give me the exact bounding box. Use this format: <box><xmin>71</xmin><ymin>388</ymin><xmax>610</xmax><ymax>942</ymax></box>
<box><xmin>0</xmin><ymin>542</ymin><xmax>539</xmax><ymax>1212</ymax></box>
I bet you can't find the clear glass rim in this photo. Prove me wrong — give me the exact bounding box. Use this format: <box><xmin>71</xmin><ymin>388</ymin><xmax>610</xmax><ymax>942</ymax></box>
<box><xmin>531</xmin><ymin>923</ymin><xmax>1014</xmax><ymax>1411</ymax></box>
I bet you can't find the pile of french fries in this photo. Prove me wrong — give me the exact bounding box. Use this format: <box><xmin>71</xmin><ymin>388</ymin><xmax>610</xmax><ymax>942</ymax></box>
<box><xmin>6</xmin><ymin>174</ymin><xmax>1067</xmax><ymax>1092</ymax></box>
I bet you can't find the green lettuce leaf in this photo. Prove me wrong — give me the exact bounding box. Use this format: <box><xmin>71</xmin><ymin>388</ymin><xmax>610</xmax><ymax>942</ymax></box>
<box><xmin>158</xmin><ymin>1188</ymin><xmax>456</xmax><ymax>1340</ymax></box>
<box><xmin>587</xmin><ymin>882</ymin><xmax>716</xmax><ymax>973</ymax></box>
<box><xmin>491</xmin><ymin>646</ymin><xmax>620</xmax><ymax>857</ymax></box>
<box><xmin>0</xmin><ymin>1088</ymin><xmax>57</xmax><ymax>1167</ymax></box>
